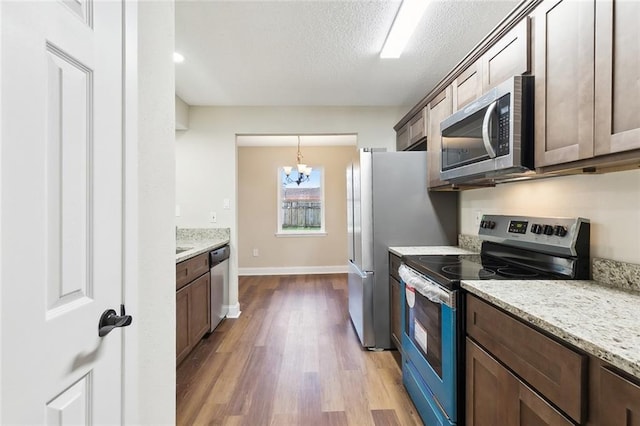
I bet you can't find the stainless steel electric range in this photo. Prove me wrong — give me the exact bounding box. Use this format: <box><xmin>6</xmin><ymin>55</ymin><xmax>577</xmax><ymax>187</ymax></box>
<box><xmin>398</xmin><ymin>214</ymin><xmax>590</xmax><ymax>426</ymax></box>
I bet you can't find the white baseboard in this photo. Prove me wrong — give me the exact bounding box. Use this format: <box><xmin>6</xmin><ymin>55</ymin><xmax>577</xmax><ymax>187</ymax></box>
<box><xmin>226</xmin><ymin>303</ymin><xmax>241</xmax><ymax>318</ymax></box>
<box><xmin>238</xmin><ymin>265</ymin><xmax>349</xmax><ymax>276</ymax></box>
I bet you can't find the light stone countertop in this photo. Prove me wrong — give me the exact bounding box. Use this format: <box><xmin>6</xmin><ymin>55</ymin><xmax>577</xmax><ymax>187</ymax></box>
<box><xmin>176</xmin><ymin>228</ymin><xmax>230</xmax><ymax>263</ymax></box>
<box><xmin>388</xmin><ymin>246</ymin><xmax>477</xmax><ymax>257</ymax></box>
<box><xmin>461</xmin><ymin>279</ymin><xmax>640</xmax><ymax>380</ymax></box>
<box><xmin>176</xmin><ymin>237</ymin><xmax>229</xmax><ymax>263</ymax></box>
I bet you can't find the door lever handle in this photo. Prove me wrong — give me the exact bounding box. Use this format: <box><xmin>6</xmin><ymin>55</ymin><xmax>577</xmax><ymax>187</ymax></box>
<box><xmin>98</xmin><ymin>304</ymin><xmax>133</xmax><ymax>337</ymax></box>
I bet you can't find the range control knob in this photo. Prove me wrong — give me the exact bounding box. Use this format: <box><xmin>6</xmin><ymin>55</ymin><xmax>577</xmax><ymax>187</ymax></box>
<box><xmin>531</xmin><ymin>224</ymin><xmax>543</xmax><ymax>234</ymax></box>
<box><xmin>554</xmin><ymin>225</ymin><xmax>568</xmax><ymax>237</ymax></box>
<box><xmin>543</xmin><ymin>225</ymin><xmax>554</xmax><ymax>235</ymax></box>
<box><xmin>486</xmin><ymin>221</ymin><xmax>496</xmax><ymax>229</ymax></box>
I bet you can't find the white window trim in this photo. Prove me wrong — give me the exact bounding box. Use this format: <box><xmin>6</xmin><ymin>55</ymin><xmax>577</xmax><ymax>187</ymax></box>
<box><xmin>276</xmin><ymin>166</ymin><xmax>326</xmax><ymax>236</ymax></box>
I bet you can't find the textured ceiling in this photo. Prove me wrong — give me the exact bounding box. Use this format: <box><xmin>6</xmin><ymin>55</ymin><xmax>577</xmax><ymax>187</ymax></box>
<box><xmin>175</xmin><ymin>0</ymin><xmax>520</xmax><ymax>107</ymax></box>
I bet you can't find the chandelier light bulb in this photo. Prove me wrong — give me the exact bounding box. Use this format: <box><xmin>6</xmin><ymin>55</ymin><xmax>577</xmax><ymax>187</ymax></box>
<box><xmin>283</xmin><ymin>166</ymin><xmax>292</xmax><ymax>176</ymax></box>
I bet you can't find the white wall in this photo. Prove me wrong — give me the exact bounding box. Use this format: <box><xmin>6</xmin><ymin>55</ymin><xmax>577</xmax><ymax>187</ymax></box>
<box><xmin>175</xmin><ymin>95</ymin><xmax>189</xmax><ymax>130</ymax></box>
<box><xmin>460</xmin><ymin>169</ymin><xmax>640</xmax><ymax>264</ymax></box>
<box><xmin>128</xmin><ymin>2</ymin><xmax>176</xmax><ymax>424</ymax></box>
<box><xmin>175</xmin><ymin>106</ymin><xmax>406</xmax><ymax>311</ymax></box>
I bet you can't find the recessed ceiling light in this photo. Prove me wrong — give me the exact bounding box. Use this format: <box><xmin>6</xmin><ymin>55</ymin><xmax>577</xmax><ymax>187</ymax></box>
<box><xmin>173</xmin><ymin>52</ymin><xmax>185</xmax><ymax>63</ymax></box>
<box><xmin>380</xmin><ymin>0</ymin><xmax>430</xmax><ymax>59</ymax></box>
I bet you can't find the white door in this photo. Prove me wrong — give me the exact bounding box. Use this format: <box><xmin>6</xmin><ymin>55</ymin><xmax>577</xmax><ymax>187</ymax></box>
<box><xmin>1</xmin><ymin>1</ymin><xmax>127</xmax><ymax>423</ymax></box>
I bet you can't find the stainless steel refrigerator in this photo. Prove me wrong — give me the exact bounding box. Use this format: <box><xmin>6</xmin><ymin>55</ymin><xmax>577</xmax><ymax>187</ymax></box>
<box><xmin>347</xmin><ymin>148</ymin><xmax>458</xmax><ymax>349</ymax></box>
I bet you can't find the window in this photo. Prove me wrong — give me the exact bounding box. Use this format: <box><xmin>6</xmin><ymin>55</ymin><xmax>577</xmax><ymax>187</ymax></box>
<box><xmin>277</xmin><ymin>167</ymin><xmax>325</xmax><ymax>236</ymax></box>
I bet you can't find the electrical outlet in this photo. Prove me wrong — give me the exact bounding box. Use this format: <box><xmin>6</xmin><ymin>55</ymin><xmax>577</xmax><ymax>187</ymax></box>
<box><xmin>210</xmin><ymin>211</ymin><xmax>217</xmax><ymax>223</ymax></box>
<box><xmin>252</xmin><ymin>248</ymin><xmax>259</xmax><ymax>257</ymax></box>
<box><xmin>475</xmin><ymin>210</ymin><xmax>483</xmax><ymax>226</ymax></box>
<box><xmin>223</xmin><ymin>198</ymin><xmax>230</xmax><ymax>210</ymax></box>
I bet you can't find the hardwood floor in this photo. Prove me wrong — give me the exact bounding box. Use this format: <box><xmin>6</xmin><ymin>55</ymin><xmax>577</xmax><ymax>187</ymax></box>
<box><xmin>176</xmin><ymin>274</ymin><xmax>423</xmax><ymax>425</ymax></box>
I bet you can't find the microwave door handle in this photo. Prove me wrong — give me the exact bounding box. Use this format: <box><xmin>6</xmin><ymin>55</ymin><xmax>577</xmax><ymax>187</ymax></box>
<box><xmin>482</xmin><ymin>100</ymin><xmax>498</xmax><ymax>159</ymax></box>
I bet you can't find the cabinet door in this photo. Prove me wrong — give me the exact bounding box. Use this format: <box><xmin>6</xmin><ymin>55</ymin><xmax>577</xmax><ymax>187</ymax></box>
<box><xmin>534</xmin><ymin>0</ymin><xmax>595</xmax><ymax>167</ymax></box>
<box><xmin>390</xmin><ymin>276</ymin><xmax>401</xmax><ymax>349</ymax></box>
<box><xmin>466</xmin><ymin>338</ymin><xmax>515</xmax><ymax>426</ymax></box>
<box><xmin>600</xmin><ymin>367</ymin><xmax>640</xmax><ymax>426</ymax></box>
<box><xmin>409</xmin><ymin>108</ymin><xmax>428</xmax><ymax>146</ymax></box>
<box><xmin>427</xmin><ymin>86</ymin><xmax>453</xmax><ymax>189</ymax></box>
<box><xmin>482</xmin><ymin>18</ymin><xmax>530</xmax><ymax>92</ymax></box>
<box><xmin>594</xmin><ymin>0</ymin><xmax>640</xmax><ymax>156</ymax></box>
<box><xmin>176</xmin><ymin>286</ymin><xmax>190</xmax><ymax>364</ymax></box>
<box><xmin>453</xmin><ymin>62</ymin><xmax>483</xmax><ymax>111</ymax></box>
<box><xmin>396</xmin><ymin>123</ymin><xmax>410</xmax><ymax>151</ymax></box>
<box><xmin>515</xmin><ymin>380</ymin><xmax>574</xmax><ymax>426</ymax></box>
<box><xmin>189</xmin><ymin>272</ymin><xmax>211</xmax><ymax>345</ymax></box>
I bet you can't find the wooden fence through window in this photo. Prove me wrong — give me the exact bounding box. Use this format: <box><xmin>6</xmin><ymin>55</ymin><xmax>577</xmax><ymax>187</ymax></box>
<box><xmin>281</xmin><ymin>201</ymin><xmax>321</xmax><ymax>229</ymax></box>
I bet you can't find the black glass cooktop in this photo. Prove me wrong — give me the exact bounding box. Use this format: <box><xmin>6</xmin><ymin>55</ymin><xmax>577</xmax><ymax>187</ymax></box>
<box><xmin>402</xmin><ymin>254</ymin><xmax>557</xmax><ymax>290</ymax></box>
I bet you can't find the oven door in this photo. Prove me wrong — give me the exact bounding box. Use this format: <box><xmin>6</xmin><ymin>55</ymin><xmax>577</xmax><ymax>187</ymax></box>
<box><xmin>401</xmin><ymin>271</ymin><xmax>458</xmax><ymax>423</ymax></box>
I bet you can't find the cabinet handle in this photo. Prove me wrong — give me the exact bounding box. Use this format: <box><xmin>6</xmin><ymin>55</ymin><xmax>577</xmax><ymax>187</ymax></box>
<box><xmin>482</xmin><ymin>100</ymin><xmax>498</xmax><ymax>159</ymax></box>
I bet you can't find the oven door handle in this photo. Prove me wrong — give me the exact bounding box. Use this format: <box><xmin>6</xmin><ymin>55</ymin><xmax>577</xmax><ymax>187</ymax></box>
<box><xmin>482</xmin><ymin>100</ymin><xmax>498</xmax><ymax>159</ymax></box>
<box><xmin>399</xmin><ymin>264</ymin><xmax>455</xmax><ymax>308</ymax></box>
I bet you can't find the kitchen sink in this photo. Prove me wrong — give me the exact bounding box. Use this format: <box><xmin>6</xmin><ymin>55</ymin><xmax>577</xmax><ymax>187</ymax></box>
<box><xmin>176</xmin><ymin>247</ymin><xmax>192</xmax><ymax>254</ymax></box>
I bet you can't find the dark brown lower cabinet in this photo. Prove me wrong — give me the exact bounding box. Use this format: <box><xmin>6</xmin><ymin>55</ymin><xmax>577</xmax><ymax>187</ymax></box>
<box><xmin>176</xmin><ymin>272</ymin><xmax>211</xmax><ymax>365</ymax></box>
<box><xmin>189</xmin><ymin>273</ymin><xmax>211</xmax><ymax>344</ymax></box>
<box><xmin>466</xmin><ymin>338</ymin><xmax>573</xmax><ymax>426</ymax></box>
<box><xmin>600</xmin><ymin>366</ymin><xmax>640</xmax><ymax>426</ymax></box>
<box><xmin>390</xmin><ymin>276</ymin><xmax>401</xmax><ymax>349</ymax></box>
<box><xmin>389</xmin><ymin>252</ymin><xmax>403</xmax><ymax>350</ymax></box>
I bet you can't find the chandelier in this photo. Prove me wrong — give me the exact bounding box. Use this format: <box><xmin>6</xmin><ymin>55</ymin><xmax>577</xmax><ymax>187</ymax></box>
<box><xmin>283</xmin><ymin>136</ymin><xmax>312</xmax><ymax>186</ymax></box>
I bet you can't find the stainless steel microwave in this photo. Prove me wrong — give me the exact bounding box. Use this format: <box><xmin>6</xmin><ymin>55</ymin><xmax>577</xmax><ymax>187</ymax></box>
<box><xmin>439</xmin><ymin>75</ymin><xmax>534</xmax><ymax>183</ymax></box>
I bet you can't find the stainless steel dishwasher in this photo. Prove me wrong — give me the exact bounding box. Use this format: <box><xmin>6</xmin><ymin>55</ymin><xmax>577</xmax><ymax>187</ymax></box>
<box><xmin>209</xmin><ymin>245</ymin><xmax>230</xmax><ymax>332</ymax></box>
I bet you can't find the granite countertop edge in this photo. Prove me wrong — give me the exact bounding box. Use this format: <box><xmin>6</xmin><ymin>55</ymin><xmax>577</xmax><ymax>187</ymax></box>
<box><xmin>461</xmin><ymin>279</ymin><xmax>640</xmax><ymax>380</ymax></box>
<box><xmin>388</xmin><ymin>246</ymin><xmax>477</xmax><ymax>256</ymax></box>
<box><xmin>176</xmin><ymin>237</ymin><xmax>229</xmax><ymax>263</ymax></box>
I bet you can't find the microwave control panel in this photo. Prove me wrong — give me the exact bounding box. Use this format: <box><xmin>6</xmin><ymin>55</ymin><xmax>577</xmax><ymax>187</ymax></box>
<box><xmin>496</xmin><ymin>95</ymin><xmax>510</xmax><ymax>156</ymax></box>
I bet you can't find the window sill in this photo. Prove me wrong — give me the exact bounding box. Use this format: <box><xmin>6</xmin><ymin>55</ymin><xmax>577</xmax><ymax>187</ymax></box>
<box><xmin>275</xmin><ymin>231</ymin><xmax>327</xmax><ymax>238</ymax></box>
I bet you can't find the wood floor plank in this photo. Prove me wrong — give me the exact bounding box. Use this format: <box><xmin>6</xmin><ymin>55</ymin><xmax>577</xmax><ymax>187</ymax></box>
<box><xmin>176</xmin><ymin>274</ymin><xmax>422</xmax><ymax>426</ymax></box>
<box><xmin>371</xmin><ymin>409</ymin><xmax>403</xmax><ymax>426</ymax></box>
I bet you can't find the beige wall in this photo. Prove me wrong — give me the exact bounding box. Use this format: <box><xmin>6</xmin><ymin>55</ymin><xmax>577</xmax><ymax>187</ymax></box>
<box><xmin>238</xmin><ymin>145</ymin><xmax>356</xmax><ymax>273</ymax></box>
<box><xmin>459</xmin><ymin>169</ymin><xmax>640</xmax><ymax>264</ymax></box>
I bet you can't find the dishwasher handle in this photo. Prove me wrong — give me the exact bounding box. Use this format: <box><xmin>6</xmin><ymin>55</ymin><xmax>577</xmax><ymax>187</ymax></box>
<box><xmin>210</xmin><ymin>245</ymin><xmax>230</xmax><ymax>267</ymax></box>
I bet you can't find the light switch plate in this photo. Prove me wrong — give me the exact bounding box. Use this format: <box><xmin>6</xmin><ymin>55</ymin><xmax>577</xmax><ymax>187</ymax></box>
<box><xmin>210</xmin><ymin>211</ymin><xmax>217</xmax><ymax>223</ymax></box>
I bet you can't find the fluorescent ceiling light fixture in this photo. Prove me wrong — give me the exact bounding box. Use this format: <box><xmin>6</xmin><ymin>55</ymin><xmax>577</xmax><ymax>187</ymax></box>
<box><xmin>173</xmin><ymin>52</ymin><xmax>185</xmax><ymax>63</ymax></box>
<box><xmin>380</xmin><ymin>0</ymin><xmax>430</xmax><ymax>58</ymax></box>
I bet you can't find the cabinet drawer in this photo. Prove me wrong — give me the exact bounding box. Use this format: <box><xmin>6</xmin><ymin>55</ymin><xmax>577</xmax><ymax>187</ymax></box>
<box><xmin>389</xmin><ymin>253</ymin><xmax>402</xmax><ymax>281</ymax></box>
<box><xmin>176</xmin><ymin>252</ymin><xmax>209</xmax><ymax>290</ymax></box>
<box><xmin>466</xmin><ymin>295</ymin><xmax>587</xmax><ymax>423</ymax></box>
